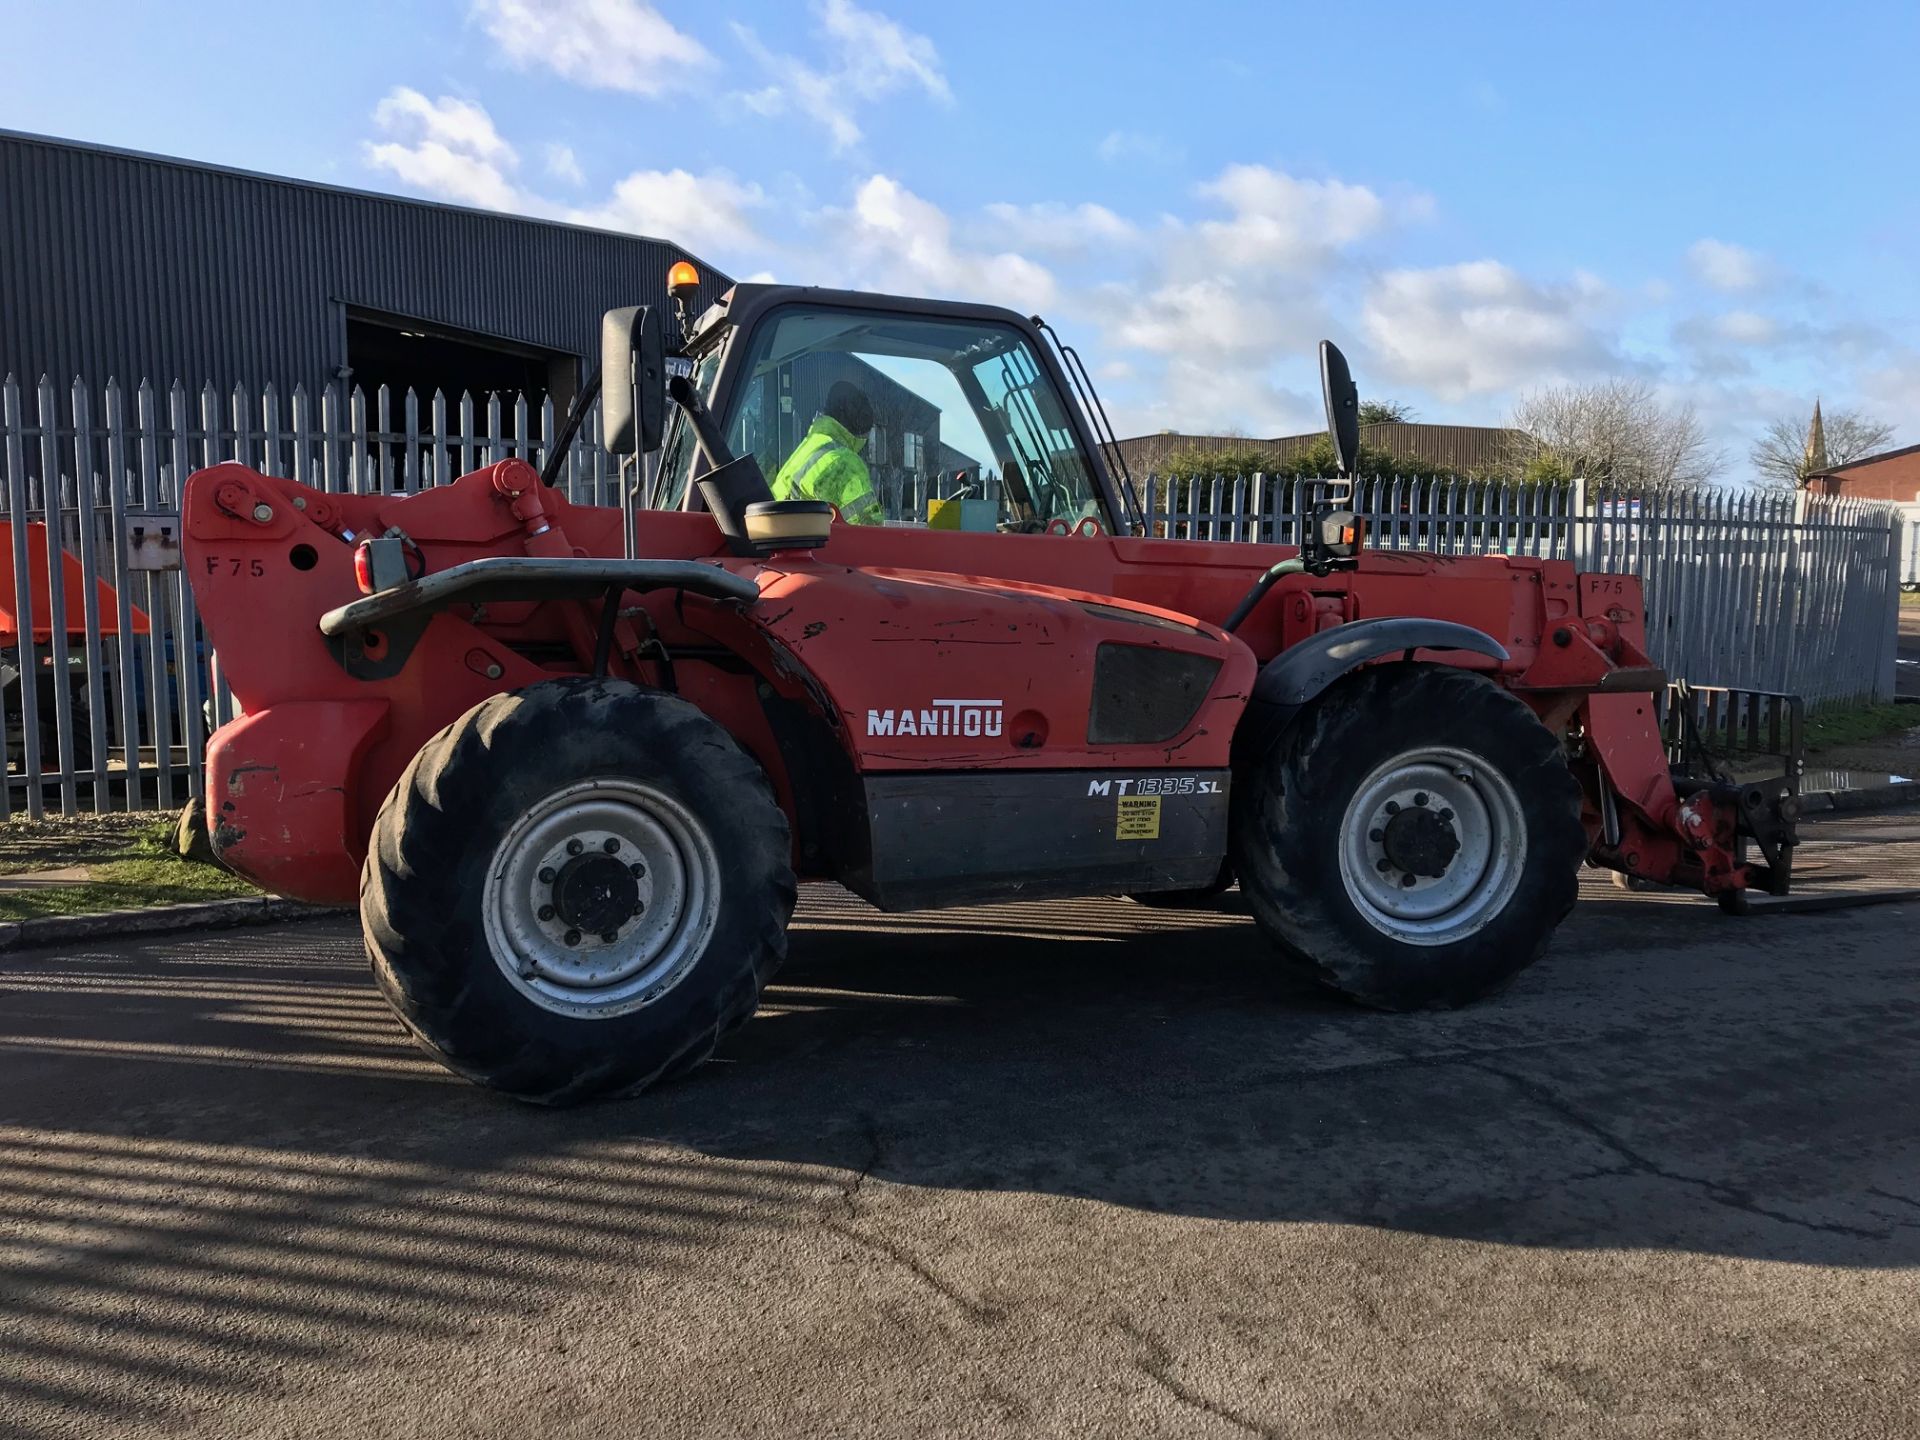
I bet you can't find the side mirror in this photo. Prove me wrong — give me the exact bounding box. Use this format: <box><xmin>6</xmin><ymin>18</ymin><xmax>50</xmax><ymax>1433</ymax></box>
<box><xmin>600</xmin><ymin>305</ymin><xmax>665</xmax><ymax>455</ymax></box>
<box><xmin>1319</xmin><ymin>340</ymin><xmax>1359</xmax><ymax>478</ymax></box>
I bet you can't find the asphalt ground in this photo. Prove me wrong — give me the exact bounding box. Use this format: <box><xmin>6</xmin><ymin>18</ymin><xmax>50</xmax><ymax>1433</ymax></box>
<box><xmin>1</xmin><ymin>810</ymin><xmax>1916</xmax><ymax>1439</ymax></box>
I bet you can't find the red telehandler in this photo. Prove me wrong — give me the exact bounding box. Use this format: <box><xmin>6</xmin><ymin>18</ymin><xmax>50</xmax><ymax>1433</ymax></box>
<box><xmin>182</xmin><ymin>275</ymin><xmax>1799</xmax><ymax>1103</ymax></box>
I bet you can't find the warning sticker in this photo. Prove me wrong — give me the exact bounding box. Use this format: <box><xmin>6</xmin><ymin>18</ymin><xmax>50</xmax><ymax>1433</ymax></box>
<box><xmin>1116</xmin><ymin>795</ymin><xmax>1162</xmax><ymax>840</ymax></box>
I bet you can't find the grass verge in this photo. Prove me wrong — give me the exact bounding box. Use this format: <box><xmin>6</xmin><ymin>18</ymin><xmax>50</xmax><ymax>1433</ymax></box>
<box><xmin>1805</xmin><ymin>701</ymin><xmax>1919</xmax><ymax>754</ymax></box>
<box><xmin>0</xmin><ymin>814</ymin><xmax>259</xmax><ymax>922</ymax></box>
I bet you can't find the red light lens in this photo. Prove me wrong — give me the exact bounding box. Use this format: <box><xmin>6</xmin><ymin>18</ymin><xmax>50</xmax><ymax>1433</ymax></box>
<box><xmin>352</xmin><ymin>542</ymin><xmax>374</xmax><ymax>594</ymax></box>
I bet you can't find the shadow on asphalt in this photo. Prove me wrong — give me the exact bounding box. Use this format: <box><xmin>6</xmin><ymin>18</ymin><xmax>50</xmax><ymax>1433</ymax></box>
<box><xmin>0</xmin><ymin>854</ymin><xmax>1916</xmax><ymax>1433</ymax></box>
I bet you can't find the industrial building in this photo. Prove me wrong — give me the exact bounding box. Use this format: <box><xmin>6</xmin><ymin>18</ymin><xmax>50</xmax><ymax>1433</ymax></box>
<box><xmin>0</xmin><ymin>129</ymin><xmax>728</xmax><ymax>416</ymax></box>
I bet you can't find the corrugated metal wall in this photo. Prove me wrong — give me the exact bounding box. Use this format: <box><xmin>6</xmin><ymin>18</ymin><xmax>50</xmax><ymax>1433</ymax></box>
<box><xmin>0</xmin><ymin>130</ymin><xmax>730</xmax><ymax>393</ymax></box>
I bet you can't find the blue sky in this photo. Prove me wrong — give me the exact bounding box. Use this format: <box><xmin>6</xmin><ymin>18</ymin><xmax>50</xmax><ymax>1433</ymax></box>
<box><xmin>5</xmin><ymin>0</ymin><xmax>1917</xmax><ymax>472</ymax></box>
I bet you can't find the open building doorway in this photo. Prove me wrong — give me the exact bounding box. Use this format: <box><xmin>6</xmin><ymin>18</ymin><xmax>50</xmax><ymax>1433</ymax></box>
<box><xmin>345</xmin><ymin>308</ymin><xmax>579</xmax><ymax>420</ymax></box>
<box><xmin>342</xmin><ymin>308</ymin><xmax>582</xmax><ymax>489</ymax></box>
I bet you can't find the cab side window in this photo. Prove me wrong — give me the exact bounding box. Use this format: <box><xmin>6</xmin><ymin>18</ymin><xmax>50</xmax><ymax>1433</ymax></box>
<box><xmin>720</xmin><ymin>306</ymin><xmax>1108</xmax><ymax>531</ymax></box>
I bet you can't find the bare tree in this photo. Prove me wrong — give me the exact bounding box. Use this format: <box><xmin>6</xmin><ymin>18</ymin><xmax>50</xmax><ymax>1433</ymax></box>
<box><xmin>1749</xmin><ymin>408</ymin><xmax>1896</xmax><ymax>488</ymax></box>
<box><xmin>1505</xmin><ymin>380</ymin><xmax>1720</xmax><ymax>489</ymax></box>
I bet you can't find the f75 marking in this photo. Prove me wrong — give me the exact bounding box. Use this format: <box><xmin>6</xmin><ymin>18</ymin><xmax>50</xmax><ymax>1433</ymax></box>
<box><xmin>204</xmin><ymin>556</ymin><xmax>266</xmax><ymax>578</ymax></box>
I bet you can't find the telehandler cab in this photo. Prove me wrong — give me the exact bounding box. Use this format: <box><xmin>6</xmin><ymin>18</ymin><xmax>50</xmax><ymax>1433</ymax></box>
<box><xmin>183</xmin><ymin>273</ymin><xmax>1799</xmax><ymax>1103</ymax></box>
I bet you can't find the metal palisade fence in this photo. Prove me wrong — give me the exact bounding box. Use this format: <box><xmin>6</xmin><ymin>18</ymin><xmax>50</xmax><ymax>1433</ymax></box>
<box><xmin>1142</xmin><ymin>473</ymin><xmax>1904</xmax><ymax>708</ymax></box>
<box><xmin>1899</xmin><ymin>503</ymin><xmax>1920</xmax><ymax>590</ymax></box>
<box><xmin>0</xmin><ymin>374</ymin><xmax>1906</xmax><ymax>818</ymax></box>
<box><xmin>0</xmin><ymin>373</ymin><xmax>616</xmax><ymax>821</ymax></box>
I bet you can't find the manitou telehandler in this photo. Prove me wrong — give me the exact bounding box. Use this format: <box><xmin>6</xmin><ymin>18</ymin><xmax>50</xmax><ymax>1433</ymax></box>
<box><xmin>182</xmin><ymin>273</ymin><xmax>1799</xmax><ymax>1103</ymax></box>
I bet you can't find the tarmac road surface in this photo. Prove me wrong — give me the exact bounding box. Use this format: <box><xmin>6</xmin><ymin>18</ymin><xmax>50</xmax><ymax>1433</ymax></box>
<box><xmin>0</xmin><ymin>809</ymin><xmax>1916</xmax><ymax>1439</ymax></box>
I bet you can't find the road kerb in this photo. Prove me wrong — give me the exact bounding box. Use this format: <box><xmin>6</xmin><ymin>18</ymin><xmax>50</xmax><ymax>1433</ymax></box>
<box><xmin>0</xmin><ymin>896</ymin><xmax>340</xmax><ymax>954</ymax></box>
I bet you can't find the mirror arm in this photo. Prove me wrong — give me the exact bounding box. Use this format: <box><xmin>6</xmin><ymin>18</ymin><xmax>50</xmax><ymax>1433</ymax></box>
<box><xmin>539</xmin><ymin>371</ymin><xmax>602</xmax><ymax>489</ymax></box>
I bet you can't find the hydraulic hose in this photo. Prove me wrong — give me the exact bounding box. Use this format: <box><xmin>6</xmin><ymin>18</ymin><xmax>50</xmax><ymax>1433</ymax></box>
<box><xmin>1223</xmin><ymin>557</ymin><xmax>1307</xmax><ymax>633</ymax></box>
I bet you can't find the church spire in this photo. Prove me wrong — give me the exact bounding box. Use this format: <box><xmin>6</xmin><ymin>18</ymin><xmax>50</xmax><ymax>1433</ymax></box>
<box><xmin>1803</xmin><ymin>398</ymin><xmax>1828</xmax><ymax>480</ymax></box>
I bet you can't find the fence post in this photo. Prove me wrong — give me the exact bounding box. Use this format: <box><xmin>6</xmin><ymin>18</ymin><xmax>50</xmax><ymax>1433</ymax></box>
<box><xmin>136</xmin><ymin>378</ymin><xmax>173</xmax><ymax>806</ymax></box>
<box><xmin>349</xmin><ymin>387</ymin><xmax>369</xmax><ymax>495</ymax></box>
<box><xmin>38</xmin><ymin>376</ymin><xmax>79</xmax><ymax>815</ymax></box>
<box><xmin>260</xmin><ymin>382</ymin><xmax>282</xmax><ymax>478</ymax></box>
<box><xmin>3</xmin><ymin>375</ymin><xmax>42</xmax><ymax>817</ymax></box>
<box><xmin>1878</xmin><ymin>510</ymin><xmax>1902</xmax><ymax>701</ymax></box>
<box><xmin>70</xmin><ymin>380</ymin><xmax>113</xmax><ymax>812</ymax></box>
<box><xmin>402</xmin><ymin>388</ymin><xmax>420</xmax><ymax>492</ymax></box>
<box><xmin>431</xmin><ymin>391</ymin><xmax>450</xmax><ymax>490</ymax></box>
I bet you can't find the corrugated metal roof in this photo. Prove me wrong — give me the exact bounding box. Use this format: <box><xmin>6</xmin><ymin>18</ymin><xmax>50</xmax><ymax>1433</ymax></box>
<box><xmin>0</xmin><ymin>128</ymin><xmax>730</xmax><ymax>393</ymax></box>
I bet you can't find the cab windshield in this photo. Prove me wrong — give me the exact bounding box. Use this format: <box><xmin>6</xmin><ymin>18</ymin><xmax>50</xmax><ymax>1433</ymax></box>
<box><xmin>656</xmin><ymin>306</ymin><xmax>1107</xmax><ymax>530</ymax></box>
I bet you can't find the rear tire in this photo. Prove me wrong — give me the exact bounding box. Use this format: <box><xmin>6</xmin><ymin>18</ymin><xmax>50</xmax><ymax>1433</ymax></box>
<box><xmin>362</xmin><ymin>678</ymin><xmax>794</xmax><ymax>1104</ymax></box>
<box><xmin>1231</xmin><ymin>664</ymin><xmax>1586</xmax><ymax>1010</ymax></box>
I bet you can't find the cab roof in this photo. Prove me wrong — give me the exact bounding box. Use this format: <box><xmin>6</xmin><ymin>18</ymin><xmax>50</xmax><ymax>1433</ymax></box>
<box><xmin>691</xmin><ymin>283</ymin><xmax>1042</xmax><ymax>350</ymax></box>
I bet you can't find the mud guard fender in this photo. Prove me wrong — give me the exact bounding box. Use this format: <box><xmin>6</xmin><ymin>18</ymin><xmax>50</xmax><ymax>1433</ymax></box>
<box><xmin>1236</xmin><ymin>618</ymin><xmax>1509</xmax><ymax>763</ymax></box>
<box><xmin>207</xmin><ymin>699</ymin><xmax>391</xmax><ymax>906</ymax></box>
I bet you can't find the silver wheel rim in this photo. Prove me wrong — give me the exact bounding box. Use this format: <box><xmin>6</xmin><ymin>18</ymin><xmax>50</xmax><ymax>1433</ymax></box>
<box><xmin>481</xmin><ymin>777</ymin><xmax>721</xmax><ymax>1019</ymax></box>
<box><xmin>1335</xmin><ymin>745</ymin><xmax>1527</xmax><ymax>947</ymax></box>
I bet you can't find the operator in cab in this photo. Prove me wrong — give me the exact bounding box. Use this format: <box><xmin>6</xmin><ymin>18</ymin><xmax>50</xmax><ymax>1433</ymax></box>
<box><xmin>771</xmin><ymin>381</ymin><xmax>884</xmax><ymax>525</ymax></box>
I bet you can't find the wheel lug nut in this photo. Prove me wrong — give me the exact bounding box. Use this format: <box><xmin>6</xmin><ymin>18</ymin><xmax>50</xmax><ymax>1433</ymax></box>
<box><xmin>1369</xmin><ymin>828</ymin><xmax>1384</xmax><ymax>842</ymax></box>
<box><xmin>1385</xmin><ymin>801</ymin><xmax>1400</xmax><ymax>815</ymax></box>
<box><xmin>563</xmin><ymin>929</ymin><xmax>581</xmax><ymax>946</ymax></box>
<box><xmin>600</xmin><ymin>931</ymin><xmax>619</xmax><ymax>944</ymax></box>
<box><xmin>537</xmin><ymin>904</ymin><xmax>555</xmax><ymax>921</ymax></box>
<box><xmin>1414</xmin><ymin>792</ymin><xmax>1429</xmax><ymax>807</ymax></box>
<box><xmin>1400</xmin><ymin>873</ymin><xmax>1416</xmax><ymax>887</ymax></box>
<box><xmin>603</xmin><ymin>837</ymin><xmax>620</xmax><ymax>853</ymax></box>
<box><xmin>630</xmin><ymin>862</ymin><xmax>646</xmax><ymax>878</ymax></box>
<box><xmin>1376</xmin><ymin>857</ymin><xmax>1392</xmax><ymax>872</ymax></box>
<box><xmin>538</xmin><ymin>866</ymin><xmax>556</xmax><ymax>883</ymax></box>
<box><xmin>1440</xmin><ymin>807</ymin><xmax>1454</xmax><ymax>821</ymax></box>
<box><xmin>566</xmin><ymin>839</ymin><xmax>585</xmax><ymax>856</ymax></box>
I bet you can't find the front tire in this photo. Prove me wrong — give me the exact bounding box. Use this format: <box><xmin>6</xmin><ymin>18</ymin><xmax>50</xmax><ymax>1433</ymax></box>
<box><xmin>362</xmin><ymin>678</ymin><xmax>795</xmax><ymax>1104</ymax></box>
<box><xmin>1232</xmin><ymin>665</ymin><xmax>1586</xmax><ymax>1009</ymax></box>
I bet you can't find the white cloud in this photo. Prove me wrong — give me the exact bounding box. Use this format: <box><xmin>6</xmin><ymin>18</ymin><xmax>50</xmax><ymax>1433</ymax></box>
<box><xmin>980</xmin><ymin>201</ymin><xmax>1137</xmax><ymax>257</ymax></box>
<box><xmin>1711</xmin><ymin>310</ymin><xmax>1779</xmax><ymax>346</ymax></box>
<box><xmin>1080</xmin><ymin>275</ymin><xmax>1328</xmax><ymax>435</ymax></box>
<box><xmin>543</xmin><ymin>143</ymin><xmax>585</xmax><ymax>185</ymax></box>
<box><xmin>1687</xmin><ymin>238</ymin><xmax>1772</xmax><ymax>293</ymax></box>
<box><xmin>571</xmin><ymin>168</ymin><xmax>768</xmax><ymax>258</ymax></box>
<box><xmin>1046</xmin><ymin>164</ymin><xmax>1427</xmax><ymax>435</ymax></box>
<box><xmin>819</xmin><ymin>0</ymin><xmax>949</xmax><ymax>102</ymax></box>
<box><xmin>731</xmin><ymin>0</ymin><xmax>950</xmax><ymax>151</ymax></box>
<box><xmin>1097</xmin><ymin>130</ymin><xmax>1183</xmax><ymax>167</ymax></box>
<box><xmin>1100</xmin><ymin>278</ymin><xmax>1300</xmax><ymax>362</ymax></box>
<box><xmin>1194</xmin><ymin>165</ymin><xmax>1413</xmax><ymax>270</ymax></box>
<box><xmin>1362</xmin><ymin>260</ymin><xmax>1619</xmax><ymax>400</ymax></box>
<box><xmin>372</xmin><ymin>88</ymin><xmax>515</xmax><ymax>164</ymax></box>
<box><xmin>1855</xmin><ymin>354</ymin><xmax>1920</xmax><ymax>429</ymax></box>
<box><xmin>356</xmin><ymin>78</ymin><xmax>1904</xmax><ymax>457</ymax></box>
<box><xmin>363</xmin><ymin>88</ymin><xmax>524</xmax><ymax>211</ymax></box>
<box><xmin>474</xmin><ymin>0</ymin><xmax>714</xmax><ymax>97</ymax></box>
<box><xmin>840</xmin><ymin>175</ymin><xmax>1054</xmax><ymax>310</ymax></box>
<box><xmin>358</xmin><ymin>89</ymin><xmax>765</xmax><ymax>263</ymax></box>
<box><xmin>363</xmin><ymin>141</ymin><xmax>523</xmax><ymax>210</ymax></box>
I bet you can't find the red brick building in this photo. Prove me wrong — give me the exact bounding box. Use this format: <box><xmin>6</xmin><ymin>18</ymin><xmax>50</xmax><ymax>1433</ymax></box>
<box><xmin>1806</xmin><ymin>444</ymin><xmax>1920</xmax><ymax>502</ymax></box>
